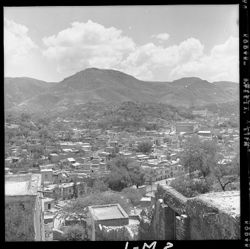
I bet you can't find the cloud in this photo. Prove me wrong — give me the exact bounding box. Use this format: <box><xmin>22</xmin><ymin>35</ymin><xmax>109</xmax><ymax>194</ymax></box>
<box><xmin>42</xmin><ymin>21</ymin><xmax>204</xmax><ymax>80</ymax></box>
<box><xmin>41</xmin><ymin>20</ymin><xmax>238</xmax><ymax>82</ymax></box>
<box><xmin>152</xmin><ymin>33</ymin><xmax>170</xmax><ymax>42</ymax></box>
<box><xmin>4</xmin><ymin>18</ymin><xmax>43</xmax><ymax>78</ymax></box>
<box><xmin>169</xmin><ymin>36</ymin><xmax>239</xmax><ymax>82</ymax></box>
<box><xmin>119</xmin><ymin>38</ymin><xmax>204</xmax><ymax>80</ymax></box>
<box><xmin>4</xmin><ymin>18</ymin><xmax>37</xmax><ymax>64</ymax></box>
<box><xmin>42</xmin><ymin>20</ymin><xmax>135</xmax><ymax>74</ymax></box>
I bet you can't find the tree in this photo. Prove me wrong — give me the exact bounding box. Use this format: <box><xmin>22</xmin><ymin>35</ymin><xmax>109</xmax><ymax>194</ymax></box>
<box><xmin>127</xmin><ymin>161</ymin><xmax>145</xmax><ymax>188</ymax></box>
<box><xmin>20</xmin><ymin>113</ymin><xmax>31</xmax><ymax>122</ymax></box>
<box><xmin>106</xmin><ymin>156</ymin><xmax>145</xmax><ymax>190</ymax></box>
<box><xmin>170</xmin><ymin>175</ymin><xmax>211</xmax><ymax>198</ymax></box>
<box><xmin>38</xmin><ymin>128</ymin><xmax>50</xmax><ymax>139</ymax></box>
<box><xmin>29</xmin><ymin>144</ymin><xmax>45</xmax><ymax>160</ymax></box>
<box><xmin>181</xmin><ymin>136</ymin><xmax>239</xmax><ymax>192</ymax></box>
<box><xmin>211</xmin><ymin>153</ymin><xmax>240</xmax><ymax>191</ymax></box>
<box><xmin>89</xmin><ymin>179</ymin><xmax>109</xmax><ymax>193</ymax></box>
<box><xmin>63</xmin><ymin>224</ymin><xmax>87</xmax><ymax>241</ymax></box>
<box><xmin>37</xmin><ymin>117</ymin><xmax>50</xmax><ymax>127</ymax></box>
<box><xmin>181</xmin><ymin>136</ymin><xmax>218</xmax><ymax>179</ymax></box>
<box><xmin>121</xmin><ymin>187</ymin><xmax>143</xmax><ymax>206</ymax></box>
<box><xmin>136</xmin><ymin>141</ymin><xmax>153</xmax><ymax>154</ymax></box>
<box><xmin>145</xmin><ymin>123</ymin><xmax>158</xmax><ymax>131</ymax></box>
<box><xmin>5</xmin><ymin>113</ymin><xmax>13</xmax><ymax>123</ymax></box>
<box><xmin>105</xmin><ymin>167</ymin><xmax>131</xmax><ymax>191</ymax></box>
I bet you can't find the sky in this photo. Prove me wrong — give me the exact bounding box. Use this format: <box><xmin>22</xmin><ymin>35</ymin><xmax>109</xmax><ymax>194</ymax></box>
<box><xmin>4</xmin><ymin>5</ymin><xmax>239</xmax><ymax>82</ymax></box>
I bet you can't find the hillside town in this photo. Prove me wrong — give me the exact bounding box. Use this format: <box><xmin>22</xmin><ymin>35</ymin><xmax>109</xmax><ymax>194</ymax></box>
<box><xmin>5</xmin><ymin>106</ymin><xmax>240</xmax><ymax>241</ymax></box>
<box><xmin>4</xmin><ymin>5</ymin><xmax>241</xmax><ymax>242</ymax></box>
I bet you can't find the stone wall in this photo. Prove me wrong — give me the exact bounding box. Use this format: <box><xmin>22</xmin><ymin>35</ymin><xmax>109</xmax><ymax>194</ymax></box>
<box><xmin>95</xmin><ymin>223</ymin><xmax>139</xmax><ymax>241</ymax></box>
<box><xmin>186</xmin><ymin>192</ymin><xmax>240</xmax><ymax>240</ymax></box>
<box><xmin>34</xmin><ymin>193</ymin><xmax>45</xmax><ymax>241</ymax></box>
<box><xmin>52</xmin><ymin>228</ymin><xmax>65</xmax><ymax>241</ymax></box>
<box><xmin>150</xmin><ymin>199</ymin><xmax>175</xmax><ymax>240</ymax></box>
<box><xmin>150</xmin><ymin>185</ymin><xmax>240</xmax><ymax>240</ymax></box>
<box><xmin>5</xmin><ymin>196</ymin><xmax>36</xmax><ymax>241</ymax></box>
<box><xmin>175</xmin><ymin>214</ymin><xmax>190</xmax><ymax>240</ymax></box>
<box><xmin>95</xmin><ymin>218</ymin><xmax>129</xmax><ymax>227</ymax></box>
<box><xmin>139</xmin><ymin>216</ymin><xmax>153</xmax><ymax>240</ymax></box>
<box><xmin>156</xmin><ymin>185</ymin><xmax>187</xmax><ymax>214</ymax></box>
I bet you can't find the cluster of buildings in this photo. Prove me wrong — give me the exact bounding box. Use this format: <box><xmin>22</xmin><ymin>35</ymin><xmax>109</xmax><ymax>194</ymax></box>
<box><xmin>5</xmin><ymin>111</ymin><xmax>239</xmax><ymax>241</ymax></box>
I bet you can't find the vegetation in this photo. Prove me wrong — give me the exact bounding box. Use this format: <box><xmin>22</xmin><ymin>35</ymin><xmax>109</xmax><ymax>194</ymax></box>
<box><xmin>55</xmin><ymin>101</ymin><xmax>195</xmax><ymax>131</ymax></box>
<box><xmin>181</xmin><ymin>135</ymin><xmax>218</xmax><ymax>178</ymax></box>
<box><xmin>121</xmin><ymin>187</ymin><xmax>143</xmax><ymax>206</ymax></box>
<box><xmin>180</xmin><ymin>135</ymin><xmax>239</xmax><ymax>194</ymax></box>
<box><xmin>63</xmin><ymin>224</ymin><xmax>88</xmax><ymax>241</ymax></box>
<box><xmin>211</xmin><ymin>152</ymin><xmax>240</xmax><ymax>191</ymax></box>
<box><xmin>170</xmin><ymin>176</ymin><xmax>212</xmax><ymax>197</ymax></box>
<box><xmin>105</xmin><ymin>156</ymin><xmax>145</xmax><ymax>191</ymax></box>
<box><xmin>91</xmin><ymin>179</ymin><xmax>110</xmax><ymax>193</ymax></box>
<box><xmin>136</xmin><ymin>141</ymin><xmax>153</xmax><ymax>154</ymax></box>
<box><xmin>105</xmin><ymin>166</ymin><xmax>131</xmax><ymax>191</ymax></box>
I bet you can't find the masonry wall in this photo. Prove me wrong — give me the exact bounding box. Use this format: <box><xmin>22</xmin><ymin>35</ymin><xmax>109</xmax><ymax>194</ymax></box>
<box><xmin>95</xmin><ymin>223</ymin><xmax>139</xmax><ymax>241</ymax></box>
<box><xmin>186</xmin><ymin>198</ymin><xmax>240</xmax><ymax>240</ymax></box>
<box><xmin>34</xmin><ymin>194</ymin><xmax>45</xmax><ymax>241</ymax></box>
<box><xmin>150</xmin><ymin>185</ymin><xmax>240</xmax><ymax>240</ymax></box>
<box><xmin>5</xmin><ymin>195</ymin><xmax>44</xmax><ymax>241</ymax></box>
<box><xmin>175</xmin><ymin>214</ymin><xmax>190</xmax><ymax>240</ymax></box>
<box><xmin>150</xmin><ymin>199</ymin><xmax>175</xmax><ymax>240</ymax></box>
<box><xmin>5</xmin><ymin>196</ymin><xmax>36</xmax><ymax>241</ymax></box>
<box><xmin>95</xmin><ymin>218</ymin><xmax>129</xmax><ymax>227</ymax></box>
<box><xmin>52</xmin><ymin>228</ymin><xmax>65</xmax><ymax>241</ymax></box>
<box><xmin>139</xmin><ymin>216</ymin><xmax>153</xmax><ymax>240</ymax></box>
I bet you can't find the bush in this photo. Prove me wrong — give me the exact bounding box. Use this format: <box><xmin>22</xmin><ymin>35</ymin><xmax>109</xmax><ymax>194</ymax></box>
<box><xmin>121</xmin><ymin>187</ymin><xmax>143</xmax><ymax>206</ymax></box>
<box><xmin>106</xmin><ymin>156</ymin><xmax>145</xmax><ymax>191</ymax></box>
<box><xmin>136</xmin><ymin>141</ymin><xmax>153</xmax><ymax>154</ymax></box>
<box><xmin>170</xmin><ymin>176</ymin><xmax>211</xmax><ymax>198</ymax></box>
<box><xmin>105</xmin><ymin>166</ymin><xmax>131</xmax><ymax>191</ymax></box>
<box><xmin>63</xmin><ymin>224</ymin><xmax>87</xmax><ymax>241</ymax></box>
<box><xmin>181</xmin><ymin>136</ymin><xmax>218</xmax><ymax>178</ymax></box>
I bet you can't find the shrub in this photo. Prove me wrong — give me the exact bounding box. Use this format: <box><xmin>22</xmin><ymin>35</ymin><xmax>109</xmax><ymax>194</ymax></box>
<box><xmin>136</xmin><ymin>141</ymin><xmax>153</xmax><ymax>154</ymax></box>
<box><xmin>121</xmin><ymin>187</ymin><xmax>143</xmax><ymax>206</ymax></box>
<box><xmin>63</xmin><ymin>224</ymin><xmax>87</xmax><ymax>241</ymax></box>
<box><xmin>170</xmin><ymin>176</ymin><xmax>211</xmax><ymax>198</ymax></box>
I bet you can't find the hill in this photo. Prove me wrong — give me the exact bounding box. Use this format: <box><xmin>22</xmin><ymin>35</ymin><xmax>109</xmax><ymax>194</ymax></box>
<box><xmin>4</xmin><ymin>68</ymin><xmax>239</xmax><ymax>113</ymax></box>
<box><xmin>4</xmin><ymin>77</ymin><xmax>56</xmax><ymax>109</ymax></box>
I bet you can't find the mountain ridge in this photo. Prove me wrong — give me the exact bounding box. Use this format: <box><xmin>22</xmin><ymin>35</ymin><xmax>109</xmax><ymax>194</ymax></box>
<box><xmin>4</xmin><ymin>68</ymin><xmax>239</xmax><ymax>113</ymax></box>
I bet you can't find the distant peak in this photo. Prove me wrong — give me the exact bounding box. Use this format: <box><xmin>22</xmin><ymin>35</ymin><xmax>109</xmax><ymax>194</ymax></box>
<box><xmin>171</xmin><ymin>77</ymin><xmax>211</xmax><ymax>85</ymax></box>
<box><xmin>173</xmin><ymin>77</ymin><xmax>203</xmax><ymax>81</ymax></box>
<box><xmin>75</xmin><ymin>67</ymin><xmax>138</xmax><ymax>79</ymax></box>
<box><xmin>84</xmin><ymin>67</ymin><xmax>100</xmax><ymax>71</ymax></box>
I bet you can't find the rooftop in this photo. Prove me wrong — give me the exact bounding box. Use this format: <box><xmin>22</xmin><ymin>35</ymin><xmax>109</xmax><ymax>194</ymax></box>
<box><xmin>5</xmin><ymin>174</ymin><xmax>41</xmax><ymax>196</ymax></box>
<box><xmin>89</xmin><ymin>203</ymin><xmax>129</xmax><ymax>221</ymax></box>
<box><xmin>41</xmin><ymin>169</ymin><xmax>53</xmax><ymax>172</ymax></box>
<box><xmin>42</xmin><ymin>197</ymin><xmax>54</xmax><ymax>203</ymax></box>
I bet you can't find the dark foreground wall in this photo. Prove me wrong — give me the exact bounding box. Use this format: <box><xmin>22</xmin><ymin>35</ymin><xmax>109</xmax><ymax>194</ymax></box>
<box><xmin>5</xmin><ymin>195</ymin><xmax>44</xmax><ymax>241</ymax></box>
<box><xmin>151</xmin><ymin>185</ymin><xmax>240</xmax><ymax>240</ymax></box>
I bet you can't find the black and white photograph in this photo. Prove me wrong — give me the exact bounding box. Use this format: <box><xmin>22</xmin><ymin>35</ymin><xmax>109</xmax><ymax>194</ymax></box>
<box><xmin>4</xmin><ymin>4</ymin><xmax>243</xmax><ymax>243</ymax></box>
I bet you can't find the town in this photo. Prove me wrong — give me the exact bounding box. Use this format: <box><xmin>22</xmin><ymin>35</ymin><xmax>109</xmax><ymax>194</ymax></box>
<box><xmin>5</xmin><ymin>102</ymin><xmax>240</xmax><ymax>241</ymax></box>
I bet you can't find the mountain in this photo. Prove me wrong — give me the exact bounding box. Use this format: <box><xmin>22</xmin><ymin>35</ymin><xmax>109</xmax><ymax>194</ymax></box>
<box><xmin>212</xmin><ymin>81</ymin><xmax>239</xmax><ymax>98</ymax></box>
<box><xmin>158</xmin><ymin>77</ymin><xmax>239</xmax><ymax>107</ymax></box>
<box><xmin>4</xmin><ymin>77</ymin><xmax>56</xmax><ymax>109</ymax></box>
<box><xmin>4</xmin><ymin>68</ymin><xmax>239</xmax><ymax>113</ymax></box>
